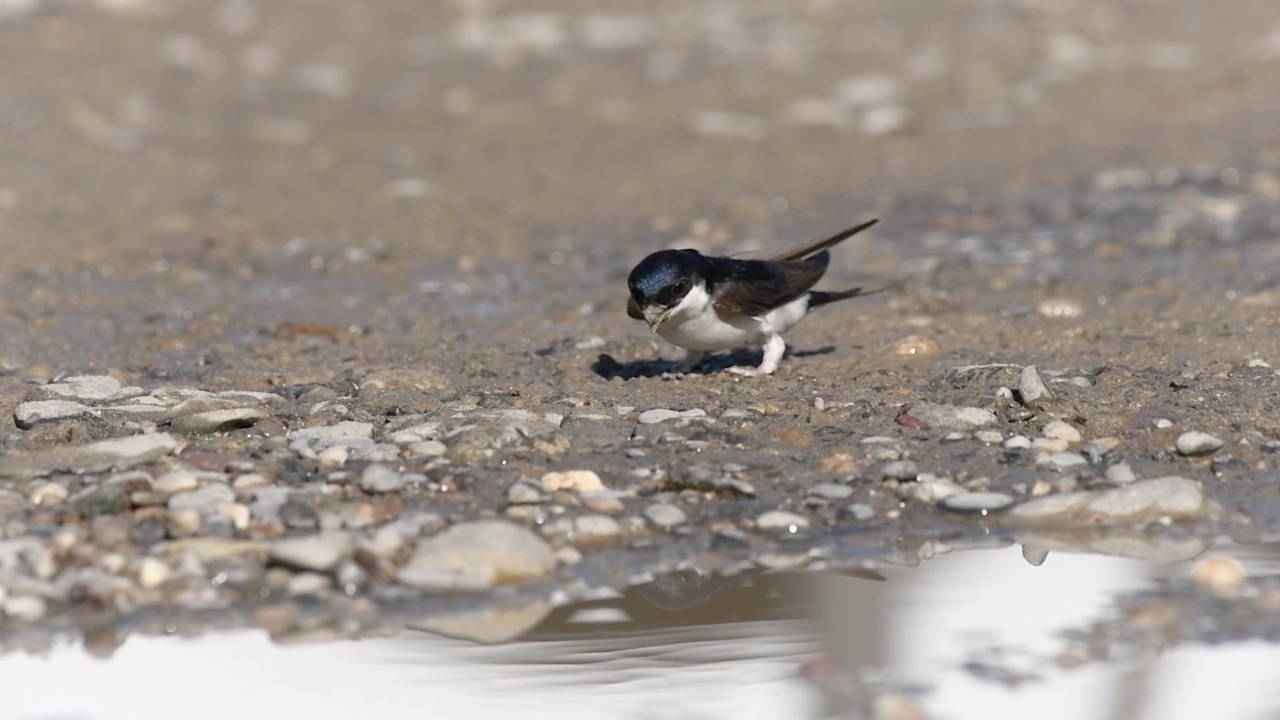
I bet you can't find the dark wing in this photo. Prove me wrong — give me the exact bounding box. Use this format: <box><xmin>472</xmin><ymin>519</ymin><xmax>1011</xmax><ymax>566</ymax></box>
<box><xmin>769</xmin><ymin>218</ymin><xmax>879</xmax><ymax>262</ymax></box>
<box><xmin>626</xmin><ymin>296</ymin><xmax>644</xmax><ymax>319</ymax></box>
<box><xmin>710</xmin><ymin>253</ymin><xmax>830</xmax><ymax>317</ymax></box>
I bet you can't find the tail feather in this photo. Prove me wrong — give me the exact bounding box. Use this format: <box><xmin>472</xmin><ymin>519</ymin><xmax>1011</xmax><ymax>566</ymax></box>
<box><xmin>808</xmin><ymin>286</ymin><xmax>882</xmax><ymax>308</ymax></box>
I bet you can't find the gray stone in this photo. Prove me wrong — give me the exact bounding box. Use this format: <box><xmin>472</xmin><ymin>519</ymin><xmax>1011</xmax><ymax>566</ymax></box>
<box><xmin>808</xmin><ymin>483</ymin><xmax>853</xmax><ymax>500</ymax></box>
<box><xmin>14</xmin><ymin>400</ymin><xmax>98</xmax><ymax>429</ymax></box>
<box><xmin>881</xmin><ymin>460</ymin><xmax>919</xmax><ymax>481</ymax></box>
<box><xmin>573</xmin><ymin>514</ymin><xmax>621</xmax><ymax>544</ymax></box>
<box><xmin>359</xmin><ymin>464</ymin><xmax>409</xmax><ymax>493</ymax></box>
<box><xmin>756</xmin><ymin>510</ymin><xmax>810</xmax><ymax>532</ymax></box>
<box><xmin>506</xmin><ymin>480</ymin><xmax>546</xmax><ymax>505</ymax></box>
<box><xmin>1009</xmin><ymin>476</ymin><xmax>1210</xmax><ymax>526</ymax></box>
<box><xmin>288</xmin><ymin>421</ymin><xmax>375</xmax><ymax>450</ymax></box>
<box><xmin>287</xmin><ymin>571</ymin><xmax>332</xmax><ymax>596</ymax></box>
<box><xmin>1105</xmin><ymin>463</ymin><xmax>1137</xmax><ymax>484</ymax></box>
<box><xmin>540</xmin><ymin>469</ymin><xmax>605</xmax><ymax>493</ymax></box>
<box><xmin>43</xmin><ymin>375</ymin><xmax>141</xmax><ymax>402</ymax></box>
<box><xmin>167</xmin><ymin>484</ymin><xmax>235</xmax><ymax>514</ymax></box>
<box><xmin>1038</xmin><ymin>452</ymin><xmax>1089</xmax><ymax>471</ymax></box>
<box><xmin>847</xmin><ymin>503</ymin><xmax>876</xmax><ymax>521</ymax></box>
<box><xmin>3</xmin><ymin>595</ymin><xmax>47</xmax><ymax>622</ymax></box>
<box><xmin>643</xmin><ymin>503</ymin><xmax>687</xmax><ymax>529</ymax></box>
<box><xmin>270</xmin><ymin>533</ymin><xmax>352</xmax><ymax>572</ymax></box>
<box><xmin>940</xmin><ymin>492</ymin><xmax>1014</xmax><ymax>514</ymax></box>
<box><xmin>397</xmin><ymin>521</ymin><xmax>557</xmax><ymax>591</ymax></box>
<box><xmin>1042</xmin><ymin>420</ymin><xmax>1082</xmax><ymax>443</ymax></box>
<box><xmin>1176</xmin><ymin>431</ymin><xmax>1223</xmax><ymax>456</ymax></box>
<box><xmin>170</xmin><ymin>408</ymin><xmax>269</xmax><ymax>434</ymax></box>
<box><xmin>0</xmin><ymin>433</ymin><xmax>179</xmax><ymax>478</ymax></box>
<box><xmin>1019</xmin><ymin>365</ymin><xmax>1054</xmax><ymax>408</ymax></box>
<box><xmin>637</xmin><ymin>408</ymin><xmax>706</xmax><ymax>424</ymax></box>
<box><xmin>906</xmin><ymin>402</ymin><xmax>997</xmax><ymax>430</ymax></box>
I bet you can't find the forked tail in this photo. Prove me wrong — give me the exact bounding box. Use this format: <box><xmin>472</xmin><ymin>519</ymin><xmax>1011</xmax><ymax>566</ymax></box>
<box><xmin>808</xmin><ymin>286</ymin><xmax>883</xmax><ymax>308</ymax></box>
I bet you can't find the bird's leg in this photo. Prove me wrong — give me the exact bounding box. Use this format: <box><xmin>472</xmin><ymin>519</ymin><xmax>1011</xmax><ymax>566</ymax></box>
<box><xmin>727</xmin><ymin>335</ymin><xmax>785</xmax><ymax>376</ymax></box>
<box><xmin>661</xmin><ymin>350</ymin><xmax>707</xmax><ymax>379</ymax></box>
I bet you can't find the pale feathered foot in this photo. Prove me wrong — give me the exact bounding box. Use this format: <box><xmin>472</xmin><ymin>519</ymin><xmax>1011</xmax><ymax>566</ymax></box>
<box><xmin>726</xmin><ymin>335</ymin><xmax>785</xmax><ymax>377</ymax></box>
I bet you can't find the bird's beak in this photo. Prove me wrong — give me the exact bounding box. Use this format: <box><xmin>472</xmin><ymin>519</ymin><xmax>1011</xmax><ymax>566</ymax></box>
<box><xmin>642</xmin><ymin>305</ymin><xmax>668</xmax><ymax>332</ymax></box>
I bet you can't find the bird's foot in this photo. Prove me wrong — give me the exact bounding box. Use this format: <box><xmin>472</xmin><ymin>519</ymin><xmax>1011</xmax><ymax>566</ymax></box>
<box><xmin>726</xmin><ymin>365</ymin><xmax>770</xmax><ymax>377</ymax></box>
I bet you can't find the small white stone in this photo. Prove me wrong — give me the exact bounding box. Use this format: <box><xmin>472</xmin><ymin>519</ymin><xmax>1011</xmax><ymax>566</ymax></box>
<box><xmin>1031</xmin><ymin>437</ymin><xmax>1070</xmax><ymax>454</ymax></box>
<box><xmin>1176</xmin><ymin>431</ymin><xmax>1223</xmax><ymax>456</ymax></box>
<box><xmin>317</xmin><ymin>445</ymin><xmax>350</xmax><ymax>467</ymax></box>
<box><xmin>1042</xmin><ymin>420</ymin><xmax>1082</xmax><ymax>443</ymax></box>
<box><xmin>756</xmin><ymin>510</ymin><xmax>810</xmax><ymax>532</ymax></box>
<box><xmin>540</xmin><ymin>470</ymin><xmax>605</xmax><ymax>493</ymax></box>
<box><xmin>1004</xmin><ymin>435</ymin><xmax>1032</xmax><ymax>449</ymax></box>
<box><xmin>137</xmin><ymin>557</ymin><xmax>170</xmax><ymax>589</ymax></box>
<box><xmin>28</xmin><ymin>481</ymin><xmax>68</xmax><ymax>506</ymax></box>
<box><xmin>1038</xmin><ymin>452</ymin><xmax>1089</xmax><ymax>471</ymax></box>
<box><xmin>1105</xmin><ymin>463</ymin><xmax>1137</xmax><ymax>484</ymax></box>
<box><xmin>1191</xmin><ymin>555</ymin><xmax>1246</xmax><ymax>599</ymax></box>
<box><xmin>3</xmin><ymin>595</ymin><xmax>47</xmax><ymax>622</ymax></box>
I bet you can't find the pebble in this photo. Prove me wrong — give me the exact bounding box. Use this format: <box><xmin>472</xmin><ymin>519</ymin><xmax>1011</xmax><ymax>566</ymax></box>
<box><xmin>1042</xmin><ymin>420</ymin><xmax>1082</xmax><ymax>443</ymax></box>
<box><xmin>288</xmin><ymin>421</ymin><xmax>375</xmax><ymax>450</ymax></box>
<box><xmin>1105</xmin><ymin>463</ymin><xmax>1137</xmax><ymax>484</ymax></box>
<box><xmin>506</xmin><ymin>480</ymin><xmax>546</xmax><ymax>505</ymax></box>
<box><xmin>756</xmin><ymin>510</ymin><xmax>809</xmax><ymax>533</ymax></box>
<box><xmin>976</xmin><ymin>430</ymin><xmax>1004</xmax><ymax>444</ymax></box>
<box><xmin>808</xmin><ymin>483</ymin><xmax>853</xmax><ymax>500</ymax></box>
<box><xmin>1176</xmin><ymin>431</ymin><xmax>1224</xmax><ymax>456</ymax></box>
<box><xmin>316</xmin><ymin>446</ymin><xmax>350</xmax><ymax>466</ymax></box>
<box><xmin>359</xmin><ymin>464</ymin><xmax>410</xmax><ymax>493</ymax></box>
<box><xmin>166</xmin><ymin>509</ymin><xmax>203</xmax><ymax>536</ymax></box>
<box><xmin>581</xmin><ymin>492</ymin><xmax>625</xmax><ymax>514</ymax></box>
<box><xmin>847</xmin><ymin>503</ymin><xmax>876</xmax><ymax>521</ymax></box>
<box><xmin>572</xmin><ymin>515</ymin><xmax>622</xmax><ymax>545</ymax></box>
<box><xmin>540</xmin><ymin>470</ymin><xmax>605</xmax><ymax>493</ymax></box>
<box><xmin>168</xmin><ymin>484</ymin><xmax>235</xmax><ymax>514</ymax></box>
<box><xmin>940</xmin><ymin>492</ymin><xmax>1014</xmax><ymax>514</ymax></box>
<box><xmin>1191</xmin><ymin>555</ymin><xmax>1246</xmax><ymax>599</ymax></box>
<box><xmin>13</xmin><ymin>400</ymin><xmax>98</xmax><ymax>429</ymax></box>
<box><xmin>881</xmin><ymin>460</ymin><xmax>919</xmax><ymax>481</ymax></box>
<box><xmin>3</xmin><ymin>595</ymin><xmax>47</xmax><ymax>622</ymax></box>
<box><xmin>0</xmin><ymin>432</ymin><xmax>179</xmax><ymax>478</ymax></box>
<box><xmin>407</xmin><ymin>440</ymin><xmax>447</xmax><ymax>458</ymax></box>
<box><xmin>43</xmin><ymin>375</ymin><xmax>141</xmax><ymax>402</ymax></box>
<box><xmin>643</xmin><ymin>503</ymin><xmax>687</xmax><ymax>530</ymax></box>
<box><xmin>269</xmin><ymin>533</ymin><xmax>352</xmax><ymax>573</ymax></box>
<box><xmin>907</xmin><ymin>478</ymin><xmax>963</xmax><ymax>503</ymax></box>
<box><xmin>1004</xmin><ymin>435</ymin><xmax>1032</xmax><ymax>450</ymax></box>
<box><xmin>137</xmin><ymin>557</ymin><xmax>170</xmax><ymax>589</ymax></box>
<box><xmin>905</xmin><ymin>403</ymin><xmax>996</xmax><ymax>430</ymax></box>
<box><xmin>1019</xmin><ymin>365</ymin><xmax>1055</xmax><ymax>408</ymax></box>
<box><xmin>170</xmin><ymin>408</ymin><xmax>269</xmax><ymax>434</ymax></box>
<box><xmin>397</xmin><ymin>521</ymin><xmax>558</xmax><ymax>591</ymax></box>
<box><xmin>1031</xmin><ymin>437</ymin><xmax>1070</xmax><ymax>454</ymax></box>
<box><xmin>637</xmin><ymin>408</ymin><xmax>706</xmax><ymax>424</ymax></box>
<box><xmin>287</xmin><ymin>572</ymin><xmax>332</xmax><ymax>596</ymax></box>
<box><xmin>1009</xmin><ymin>476</ymin><xmax>1209</xmax><ymax>525</ymax></box>
<box><xmin>154</xmin><ymin>471</ymin><xmax>202</xmax><ymax>493</ymax></box>
<box><xmin>28</xmin><ymin>481</ymin><xmax>68</xmax><ymax>506</ymax></box>
<box><xmin>1038</xmin><ymin>452</ymin><xmax>1089</xmax><ymax>472</ymax></box>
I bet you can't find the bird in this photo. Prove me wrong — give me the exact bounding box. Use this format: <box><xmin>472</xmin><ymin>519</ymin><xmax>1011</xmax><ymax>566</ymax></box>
<box><xmin>626</xmin><ymin>218</ymin><xmax>880</xmax><ymax>376</ymax></box>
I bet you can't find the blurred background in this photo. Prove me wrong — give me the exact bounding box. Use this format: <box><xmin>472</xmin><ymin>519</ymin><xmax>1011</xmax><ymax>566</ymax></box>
<box><xmin>1</xmin><ymin>0</ymin><xmax>1278</xmax><ymax>380</ymax></box>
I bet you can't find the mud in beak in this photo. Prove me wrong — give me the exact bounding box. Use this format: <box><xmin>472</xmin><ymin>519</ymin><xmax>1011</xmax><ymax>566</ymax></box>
<box><xmin>642</xmin><ymin>305</ymin><xmax>669</xmax><ymax>332</ymax></box>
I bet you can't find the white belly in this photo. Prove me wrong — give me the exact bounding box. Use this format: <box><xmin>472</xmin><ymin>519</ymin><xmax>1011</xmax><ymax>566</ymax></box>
<box><xmin>656</xmin><ymin>293</ymin><xmax>811</xmax><ymax>352</ymax></box>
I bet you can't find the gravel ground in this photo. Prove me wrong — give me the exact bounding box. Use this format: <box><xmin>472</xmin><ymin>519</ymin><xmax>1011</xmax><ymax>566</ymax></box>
<box><xmin>1</xmin><ymin>0</ymin><xmax>1280</xmax><ymax>653</ymax></box>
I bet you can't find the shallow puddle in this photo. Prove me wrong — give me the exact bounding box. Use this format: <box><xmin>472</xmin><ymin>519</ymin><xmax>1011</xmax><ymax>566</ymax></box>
<box><xmin>8</xmin><ymin>540</ymin><xmax>1279</xmax><ymax>720</ymax></box>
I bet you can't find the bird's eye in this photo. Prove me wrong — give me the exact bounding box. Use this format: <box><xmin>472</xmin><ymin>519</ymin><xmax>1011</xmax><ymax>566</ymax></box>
<box><xmin>672</xmin><ymin>280</ymin><xmax>688</xmax><ymax>294</ymax></box>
